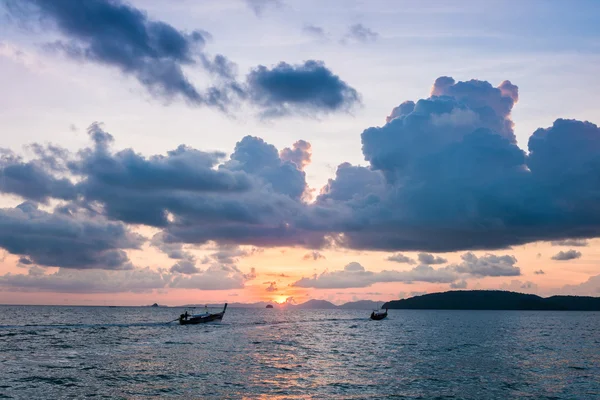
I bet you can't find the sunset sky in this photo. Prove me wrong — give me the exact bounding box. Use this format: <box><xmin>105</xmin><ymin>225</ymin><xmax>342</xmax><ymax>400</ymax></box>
<box><xmin>1</xmin><ymin>0</ymin><xmax>600</xmax><ymax>306</ymax></box>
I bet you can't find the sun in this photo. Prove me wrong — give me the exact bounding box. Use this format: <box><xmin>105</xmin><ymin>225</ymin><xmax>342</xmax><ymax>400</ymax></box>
<box><xmin>273</xmin><ymin>296</ymin><xmax>288</xmax><ymax>304</ymax></box>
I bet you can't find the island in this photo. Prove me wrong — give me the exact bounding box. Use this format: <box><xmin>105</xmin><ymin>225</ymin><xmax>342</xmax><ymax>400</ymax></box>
<box><xmin>382</xmin><ymin>290</ymin><xmax>600</xmax><ymax>311</ymax></box>
<box><xmin>266</xmin><ymin>304</ymin><xmax>274</xmax><ymax>308</ymax></box>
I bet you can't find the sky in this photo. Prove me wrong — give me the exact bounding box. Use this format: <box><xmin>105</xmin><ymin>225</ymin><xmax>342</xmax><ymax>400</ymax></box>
<box><xmin>0</xmin><ymin>0</ymin><xmax>600</xmax><ymax>306</ymax></box>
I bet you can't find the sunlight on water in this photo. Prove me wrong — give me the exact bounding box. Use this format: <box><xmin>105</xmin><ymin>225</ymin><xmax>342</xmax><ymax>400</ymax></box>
<box><xmin>0</xmin><ymin>306</ymin><xmax>599</xmax><ymax>398</ymax></box>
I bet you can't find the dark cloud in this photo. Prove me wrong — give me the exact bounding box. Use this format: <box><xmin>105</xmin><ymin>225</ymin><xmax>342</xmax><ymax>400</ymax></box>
<box><xmin>551</xmin><ymin>250</ymin><xmax>582</xmax><ymax>261</ymax></box>
<box><xmin>0</xmin><ymin>201</ymin><xmax>143</xmax><ymax>269</ymax></box>
<box><xmin>169</xmin><ymin>260</ymin><xmax>200</xmax><ymax>274</ymax></box>
<box><xmin>387</xmin><ymin>253</ymin><xmax>415</xmax><ymax>264</ymax></box>
<box><xmin>317</xmin><ymin>162</ymin><xmax>384</xmax><ymax>203</ymax></box>
<box><xmin>3</xmin><ymin>77</ymin><xmax>600</xmax><ymax>254</ymax></box>
<box><xmin>386</xmin><ymin>101</ymin><xmax>415</xmax><ymax>123</ymax></box>
<box><xmin>6</xmin><ymin>0</ymin><xmax>239</xmax><ymax>109</ymax></box>
<box><xmin>303</xmin><ymin>251</ymin><xmax>325</xmax><ymax>261</ymax></box>
<box><xmin>246</xmin><ymin>60</ymin><xmax>360</xmax><ymax>117</ymax></box>
<box><xmin>315</xmin><ymin>77</ymin><xmax>600</xmax><ymax>252</ymax></box>
<box><xmin>70</xmin><ymin>124</ymin><xmax>268</xmax><ymax>228</ymax></box>
<box><xmin>0</xmin><ymin>148</ymin><xmax>77</xmax><ymax>202</ymax></box>
<box><xmin>4</xmin><ymin>1</ymin><xmax>360</xmax><ymax>118</ymax></box>
<box><xmin>224</xmin><ymin>135</ymin><xmax>308</xmax><ymax>199</ymax></box>
<box><xmin>17</xmin><ymin>257</ymin><xmax>33</xmax><ymax>266</ymax></box>
<box><xmin>551</xmin><ymin>239</ymin><xmax>588</xmax><ymax>247</ymax></box>
<box><xmin>418</xmin><ymin>253</ymin><xmax>447</xmax><ymax>265</ymax></box>
<box><xmin>342</xmin><ymin>24</ymin><xmax>378</xmax><ymax>44</ymax></box>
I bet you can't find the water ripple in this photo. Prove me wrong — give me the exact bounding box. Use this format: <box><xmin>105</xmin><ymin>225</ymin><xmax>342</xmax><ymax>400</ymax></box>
<box><xmin>0</xmin><ymin>306</ymin><xmax>598</xmax><ymax>398</ymax></box>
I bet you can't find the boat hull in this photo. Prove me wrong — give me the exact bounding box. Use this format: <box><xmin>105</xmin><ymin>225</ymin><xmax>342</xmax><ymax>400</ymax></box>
<box><xmin>178</xmin><ymin>303</ymin><xmax>228</xmax><ymax>325</ymax></box>
<box><xmin>179</xmin><ymin>312</ymin><xmax>224</xmax><ymax>325</ymax></box>
<box><xmin>370</xmin><ymin>311</ymin><xmax>388</xmax><ymax>321</ymax></box>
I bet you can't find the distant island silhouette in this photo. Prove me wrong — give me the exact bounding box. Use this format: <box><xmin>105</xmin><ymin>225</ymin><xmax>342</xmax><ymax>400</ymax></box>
<box><xmin>183</xmin><ymin>299</ymin><xmax>380</xmax><ymax>310</ymax></box>
<box><xmin>382</xmin><ymin>290</ymin><xmax>600</xmax><ymax>311</ymax></box>
<box><xmin>176</xmin><ymin>292</ymin><xmax>600</xmax><ymax>311</ymax></box>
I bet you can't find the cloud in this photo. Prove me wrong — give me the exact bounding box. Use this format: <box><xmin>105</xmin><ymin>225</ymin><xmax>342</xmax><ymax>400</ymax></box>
<box><xmin>500</xmin><ymin>279</ymin><xmax>538</xmax><ymax>294</ymax></box>
<box><xmin>265</xmin><ymin>281</ymin><xmax>278</xmax><ymax>292</ymax></box>
<box><xmin>551</xmin><ymin>239</ymin><xmax>588</xmax><ymax>247</ymax></box>
<box><xmin>303</xmin><ymin>251</ymin><xmax>325</xmax><ymax>261</ymax></box>
<box><xmin>0</xmin><ymin>147</ymin><xmax>76</xmax><ymax>202</ymax></box>
<box><xmin>169</xmin><ymin>260</ymin><xmax>200</xmax><ymax>274</ymax></box>
<box><xmin>342</xmin><ymin>24</ymin><xmax>378</xmax><ymax>44</ymax></box>
<box><xmin>151</xmin><ymin>233</ymin><xmax>195</xmax><ymax>262</ymax></box>
<box><xmin>244</xmin><ymin>0</ymin><xmax>282</xmax><ymax>16</ymax></box>
<box><xmin>386</xmin><ymin>101</ymin><xmax>415</xmax><ymax>123</ymax></box>
<box><xmin>207</xmin><ymin>244</ymin><xmax>259</xmax><ymax>265</ymax></box>
<box><xmin>387</xmin><ymin>253</ymin><xmax>415</xmax><ymax>264</ymax></box>
<box><xmin>0</xmin><ymin>262</ymin><xmax>251</xmax><ymax>292</ymax></box>
<box><xmin>0</xmin><ymin>201</ymin><xmax>143</xmax><ymax>269</ymax></box>
<box><xmin>17</xmin><ymin>257</ymin><xmax>33</xmax><ymax>266</ymax></box>
<box><xmin>280</xmin><ymin>140</ymin><xmax>312</xmax><ymax>170</ymax></box>
<box><xmin>246</xmin><ymin>60</ymin><xmax>360</xmax><ymax>117</ymax></box>
<box><xmin>0</xmin><ymin>267</ymin><xmax>169</xmax><ymax>293</ymax></box>
<box><xmin>292</xmin><ymin>262</ymin><xmax>458</xmax><ymax>289</ymax></box>
<box><xmin>3</xmin><ymin>77</ymin><xmax>600</xmax><ymax>255</ymax></box>
<box><xmin>551</xmin><ymin>250</ymin><xmax>582</xmax><ymax>261</ymax></box>
<box><xmin>450</xmin><ymin>280</ymin><xmax>467</xmax><ymax>289</ymax></box>
<box><xmin>418</xmin><ymin>253</ymin><xmax>447</xmax><ymax>265</ymax></box>
<box><xmin>303</xmin><ymin>24</ymin><xmax>327</xmax><ymax>39</ymax></box>
<box><xmin>316</xmin><ymin>77</ymin><xmax>600</xmax><ymax>252</ymax></box>
<box><xmin>5</xmin><ymin>1</ymin><xmax>358</xmax><ymax>119</ymax></box>
<box><xmin>560</xmin><ymin>274</ymin><xmax>600</xmax><ymax>296</ymax></box>
<box><xmin>534</xmin><ymin>269</ymin><xmax>545</xmax><ymax>275</ymax></box>
<box><xmin>1</xmin><ymin>124</ymin><xmax>321</xmax><ymax>250</ymax></box>
<box><xmin>6</xmin><ymin>0</ymin><xmax>239</xmax><ymax>110</ymax></box>
<box><xmin>450</xmin><ymin>253</ymin><xmax>520</xmax><ymax>277</ymax></box>
<box><xmin>169</xmin><ymin>264</ymin><xmax>248</xmax><ymax>290</ymax></box>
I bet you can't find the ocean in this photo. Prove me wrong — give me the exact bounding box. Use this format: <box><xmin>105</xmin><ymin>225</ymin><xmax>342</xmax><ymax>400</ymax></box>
<box><xmin>0</xmin><ymin>306</ymin><xmax>598</xmax><ymax>399</ymax></box>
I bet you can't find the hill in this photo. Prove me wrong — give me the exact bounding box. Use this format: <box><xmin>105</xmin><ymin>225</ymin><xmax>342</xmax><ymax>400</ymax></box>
<box><xmin>292</xmin><ymin>299</ymin><xmax>338</xmax><ymax>309</ymax></box>
<box><xmin>382</xmin><ymin>290</ymin><xmax>600</xmax><ymax>311</ymax></box>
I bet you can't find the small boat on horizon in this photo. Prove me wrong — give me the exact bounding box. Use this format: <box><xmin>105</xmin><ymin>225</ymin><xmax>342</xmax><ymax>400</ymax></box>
<box><xmin>370</xmin><ymin>307</ymin><xmax>388</xmax><ymax>321</ymax></box>
<box><xmin>179</xmin><ymin>303</ymin><xmax>228</xmax><ymax>325</ymax></box>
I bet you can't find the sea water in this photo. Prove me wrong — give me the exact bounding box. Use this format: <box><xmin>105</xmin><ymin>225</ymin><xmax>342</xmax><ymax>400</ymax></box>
<box><xmin>0</xmin><ymin>306</ymin><xmax>598</xmax><ymax>399</ymax></box>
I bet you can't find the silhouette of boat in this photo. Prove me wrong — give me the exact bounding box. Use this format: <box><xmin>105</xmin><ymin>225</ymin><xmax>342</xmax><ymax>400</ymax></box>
<box><xmin>370</xmin><ymin>308</ymin><xmax>388</xmax><ymax>320</ymax></box>
<box><xmin>179</xmin><ymin>304</ymin><xmax>227</xmax><ymax>325</ymax></box>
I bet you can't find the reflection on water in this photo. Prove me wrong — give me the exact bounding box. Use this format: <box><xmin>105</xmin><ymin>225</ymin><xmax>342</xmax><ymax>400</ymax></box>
<box><xmin>0</xmin><ymin>306</ymin><xmax>599</xmax><ymax>398</ymax></box>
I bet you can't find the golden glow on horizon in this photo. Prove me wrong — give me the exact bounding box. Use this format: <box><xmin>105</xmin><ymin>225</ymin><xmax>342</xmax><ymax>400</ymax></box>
<box><xmin>273</xmin><ymin>295</ymin><xmax>289</xmax><ymax>304</ymax></box>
